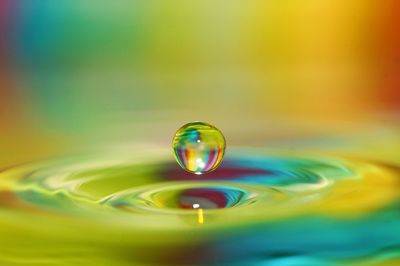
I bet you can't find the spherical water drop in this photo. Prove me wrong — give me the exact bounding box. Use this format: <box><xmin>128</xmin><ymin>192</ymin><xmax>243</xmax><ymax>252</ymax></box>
<box><xmin>172</xmin><ymin>122</ymin><xmax>226</xmax><ymax>174</ymax></box>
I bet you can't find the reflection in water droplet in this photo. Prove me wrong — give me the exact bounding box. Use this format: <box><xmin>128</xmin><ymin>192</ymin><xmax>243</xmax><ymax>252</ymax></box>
<box><xmin>172</xmin><ymin>122</ymin><xmax>226</xmax><ymax>174</ymax></box>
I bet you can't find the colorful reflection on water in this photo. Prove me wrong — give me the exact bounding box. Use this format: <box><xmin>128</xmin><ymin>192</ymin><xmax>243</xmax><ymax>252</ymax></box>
<box><xmin>0</xmin><ymin>147</ymin><xmax>399</xmax><ymax>265</ymax></box>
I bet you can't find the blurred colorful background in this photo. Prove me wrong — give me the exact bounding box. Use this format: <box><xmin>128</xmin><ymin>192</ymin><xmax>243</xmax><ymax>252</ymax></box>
<box><xmin>1</xmin><ymin>0</ymin><xmax>399</xmax><ymax>163</ymax></box>
<box><xmin>1</xmin><ymin>1</ymin><xmax>400</xmax><ymax>265</ymax></box>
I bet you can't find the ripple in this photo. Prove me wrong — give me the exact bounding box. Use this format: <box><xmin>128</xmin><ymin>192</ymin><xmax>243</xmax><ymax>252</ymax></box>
<box><xmin>160</xmin><ymin>154</ymin><xmax>355</xmax><ymax>194</ymax></box>
<box><xmin>105</xmin><ymin>183</ymin><xmax>262</xmax><ymax>214</ymax></box>
<box><xmin>0</xmin><ymin>150</ymin><xmax>399</xmax><ymax>265</ymax></box>
<box><xmin>4</xmin><ymin>152</ymin><xmax>357</xmax><ymax>217</ymax></box>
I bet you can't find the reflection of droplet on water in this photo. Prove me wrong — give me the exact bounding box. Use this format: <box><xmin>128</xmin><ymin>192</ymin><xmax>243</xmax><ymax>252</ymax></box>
<box><xmin>172</xmin><ymin>122</ymin><xmax>226</xmax><ymax>174</ymax></box>
<box><xmin>179</xmin><ymin>188</ymin><xmax>242</xmax><ymax>209</ymax></box>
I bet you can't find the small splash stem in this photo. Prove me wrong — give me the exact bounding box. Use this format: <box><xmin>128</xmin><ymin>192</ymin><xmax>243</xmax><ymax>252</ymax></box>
<box><xmin>193</xmin><ymin>204</ymin><xmax>204</xmax><ymax>224</ymax></box>
<box><xmin>198</xmin><ymin>208</ymin><xmax>204</xmax><ymax>224</ymax></box>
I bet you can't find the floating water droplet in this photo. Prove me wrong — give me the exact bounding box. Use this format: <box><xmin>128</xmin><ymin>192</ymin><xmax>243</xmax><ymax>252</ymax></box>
<box><xmin>172</xmin><ymin>122</ymin><xmax>226</xmax><ymax>174</ymax></box>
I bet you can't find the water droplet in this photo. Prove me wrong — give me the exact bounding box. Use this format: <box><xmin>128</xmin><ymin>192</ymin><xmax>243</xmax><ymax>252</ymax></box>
<box><xmin>172</xmin><ymin>122</ymin><xmax>226</xmax><ymax>174</ymax></box>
